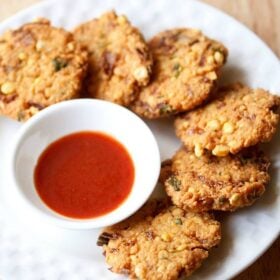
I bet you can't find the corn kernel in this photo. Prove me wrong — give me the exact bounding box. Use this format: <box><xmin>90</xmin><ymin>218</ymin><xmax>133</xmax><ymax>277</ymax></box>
<box><xmin>133</xmin><ymin>66</ymin><xmax>148</xmax><ymax>82</ymax></box>
<box><xmin>157</xmin><ymin>264</ymin><xmax>166</xmax><ymax>273</ymax></box>
<box><xmin>18</xmin><ymin>52</ymin><xmax>27</xmax><ymax>60</ymax></box>
<box><xmin>249</xmin><ymin>176</ymin><xmax>256</xmax><ymax>182</ymax></box>
<box><xmin>117</xmin><ymin>15</ymin><xmax>127</xmax><ymax>24</ymax></box>
<box><xmin>158</xmin><ymin>250</ymin><xmax>168</xmax><ymax>259</ymax></box>
<box><xmin>206</xmin><ymin>119</ymin><xmax>221</xmax><ymax>131</ymax></box>
<box><xmin>172</xmin><ymin>208</ymin><xmax>183</xmax><ymax>216</ymax></box>
<box><xmin>189</xmin><ymin>154</ymin><xmax>195</xmax><ymax>160</ymax></box>
<box><xmin>207</xmin><ymin>56</ymin><xmax>214</xmax><ymax>64</ymax></box>
<box><xmin>130</xmin><ymin>244</ymin><xmax>138</xmax><ymax>254</ymax></box>
<box><xmin>1</xmin><ymin>82</ymin><xmax>15</xmax><ymax>94</ymax></box>
<box><xmin>32</xmin><ymin>17</ymin><xmax>48</xmax><ymax>23</ymax></box>
<box><xmin>223</xmin><ymin>122</ymin><xmax>234</xmax><ymax>134</ymax></box>
<box><xmin>27</xmin><ymin>58</ymin><xmax>35</xmax><ymax>66</ymax></box>
<box><xmin>27</xmin><ymin>106</ymin><xmax>39</xmax><ymax>116</ymax></box>
<box><xmin>214</xmin><ymin>51</ymin><xmax>224</xmax><ymax>63</ymax></box>
<box><xmin>33</xmin><ymin>77</ymin><xmax>40</xmax><ymax>85</ymax></box>
<box><xmin>135</xmin><ymin>264</ymin><xmax>145</xmax><ymax>278</ymax></box>
<box><xmin>188</xmin><ymin>187</ymin><xmax>195</xmax><ymax>193</ymax></box>
<box><xmin>67</xmin><ymin>42</ymin><xmax>75</xmax><ymax>51</ymax></box>
<box><xmin>167</xmin><ymin>263</ymin><xmax>176</xmax><ymax>271</ymax></box>
<box><xmin>176</xmin><ymin>244</ymin><xmax>187</xmax><ymax>251</ymax></box>
<box><xmin>161</xmin><ymin>233</ymin><xmax>172</xmax><ymax>242</ymax></box>
<box><xmin>194</xmin><ymin>143</ymin><xmax>204</xmax><ymax>157</ymax></box>
<box><xmin>228</xmin><ymin>140</ymin><xmax>238</xmax><ymax>149</ymax></box>
<box><xmin>229</xmin><ymin>193</ymin><xmax>241</xmax><ymax>206</ymax></box>
<box><xmin>219</xmin><ymin>116</ymin><xmax>227</xmax><ymax>123</ymax></box>
<box><xmin>207</xmin><ymin>71</ymin><xmax>217</xmax><ymax>80</ymax></box>
<box><xmin>32</xmin><ymin>17</ymin><xmax>41</xmax><ymax>22</ymax></box>
<box><xmin>36</xmin><ymin>40</ymin><xmax>44</xmax><ymax>51</ymax></box>
<box><xmin>212</xmin><ymin>145</ymin><xmax>229</xmax><ymax>157</ymax></box>
<box><xmin>130</xmin><ymin>255</ymin><xmax>137</xmax><ymax>263</ymax></box>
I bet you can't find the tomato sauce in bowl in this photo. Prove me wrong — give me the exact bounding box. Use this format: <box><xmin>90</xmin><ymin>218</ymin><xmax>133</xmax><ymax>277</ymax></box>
<box><xmin>34</xmin><ymin>131</ymin><xmax>134</xmax><ymax>219</ymax></box>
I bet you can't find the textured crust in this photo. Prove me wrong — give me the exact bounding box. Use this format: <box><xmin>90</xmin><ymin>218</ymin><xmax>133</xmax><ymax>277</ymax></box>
<box><xmin>74</xmin><ymin>11</ymin><xmax>152</xmax><ymax>106</ymax></box>
<box><xmin>98</xmin><ymin>200</ymin><xmax>221</xmax><ymax>280</ymax></box>
<box><xmin>130</xmin><ymin>28</ymin><xmax>228</xmax><ymax>118</ymax></box>
<box><xmin>164</xmin><ymin>147</ymin><xmax>270</xmax><ymax>212</ymax></box>
<box><xmin>175</xmin><ymin>83</ymin><xmax>280</xmax><ymax>155</ymax></box>
<box><xmin>0</xmin><ymin>19</ymin><xmax>88</xmax><ymax>121</ymax></box>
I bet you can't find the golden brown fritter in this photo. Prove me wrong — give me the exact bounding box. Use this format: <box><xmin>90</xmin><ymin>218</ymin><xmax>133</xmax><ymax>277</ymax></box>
<box><xmin>98</xmin><ymin>200</ymin><xmax>221</xmax><ymax>280</ymax></box>
<box><xmin>131</xmin><ymin>28</ymin><xmax>227</xmax><ymax>118</ymax></box>
<box><xmin>74</xmin><ymin>11</ymin><xmax>152</xmax><ymax>106</ymax></box>
<box><xmin>175</xmin><ymin>83</ymin><xmax>280</xmax><ymax>156</ymax></box>
<box><xmin>0</xmin><ymin>19</ymin><xmax>88</xmax><ymax>121</ymax></box>
<box><xmin>164</xmin><ymin>147</ymin><xmax>270</xmax><ymax>212</ymax></box>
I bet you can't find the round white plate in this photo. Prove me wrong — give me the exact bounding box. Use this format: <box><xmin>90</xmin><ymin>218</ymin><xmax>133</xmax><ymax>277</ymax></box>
<box><xmin>0</xmin><ymin>0</ymin><xmax>280</xmax><ymax>279</ymax></box>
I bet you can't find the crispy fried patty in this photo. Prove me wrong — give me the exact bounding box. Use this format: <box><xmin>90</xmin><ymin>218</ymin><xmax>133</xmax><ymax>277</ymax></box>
<box><xmin>74</xmin><ymin>11</ymin><xmax>152</xmax><ymax>106</ymax></box>
<box><xmin>98</xmin><ymin>200</ymin><xmax>221</xmax><ymax>280</ymax></box>
<box><xmin>131</xmin><ymin>28</ymin><xmax>227</xmax><ymax>118</ymax></box>
<box><xmin>0</xmin><ymin>19</ymin><xmax>88</xmax><ymax>121</ymax></box>
<box><xmin>175</xmin><ymin>83</ymin><xmax>280</xmax><ymax>156</ymax></box>
<box><xmin>163</xmin><ymin>147</ymin><xmax>270</xmax><ymax>212</ymax></box>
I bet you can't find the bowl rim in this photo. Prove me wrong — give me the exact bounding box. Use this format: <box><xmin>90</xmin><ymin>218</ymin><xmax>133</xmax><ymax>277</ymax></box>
<box><xmin>9</xmin><ymin>99</ymin><xmax>161</xmax><ymax>229</ymax></box>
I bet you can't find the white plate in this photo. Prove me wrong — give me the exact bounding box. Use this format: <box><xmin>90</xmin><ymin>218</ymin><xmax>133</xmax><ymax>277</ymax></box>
<box><xmin>0</xmin><ymin>0</ymin><xmax>280</xmax><ymax>279</ymax></box>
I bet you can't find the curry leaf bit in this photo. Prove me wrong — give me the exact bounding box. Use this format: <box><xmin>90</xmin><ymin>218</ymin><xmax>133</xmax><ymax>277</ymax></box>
<box><xmin>247</xmin><ymin>190</ymin><xmax>261</xmax><ymax>201</ymax></box>
<box><xmin>17</xmin><ymin>111</ymin><xmax>25</xmax><ymax>121</ymax></box>
<box><xmin>52</xmin><ymin>57</ymin><xmax>68</xmax><ymax>71</ymax></box>
<box><xmin>174</xmin><ymin>218</ymin><xmax>183</xmax><ymax>225</ymax></box>
<box><xmin>218</xmin><ymin>196</ymin><xmax>228</xmax><ymax>205</ymax></box>
<box><xmin>97</xmin><ymin>232</ymin><xmax>114</xmax><ymax>246</ymax></box>
<box><xmin>173</xmin><ymin>63</ymin><xmax>183</xmax><ymax>78</ymax></box>
<box><xmin>239</xmin><ymin>156</ymin><xmax>249</xmax><ymax>166</ymax></box>
<box><xmin>159</xmin><ymin>104</ymin><xmax>173</xmax><ymax>115</ymax></box>
<box><xmin>167</xmin><ymin>175</ymin><xmax>181</xmax><ymax>191</ymax></box>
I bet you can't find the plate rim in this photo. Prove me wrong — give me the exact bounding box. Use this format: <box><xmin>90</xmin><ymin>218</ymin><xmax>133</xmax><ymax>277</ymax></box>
<box><xmin>0</xmin><ymin>0</ymin><xmax>279</xmax><ymax>279</ymax></box>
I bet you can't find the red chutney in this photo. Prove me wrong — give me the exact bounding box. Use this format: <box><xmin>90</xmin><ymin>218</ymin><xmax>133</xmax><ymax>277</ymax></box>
<box><xmin>34</xmin><ymin>131</ymin><xmax>134</xmax><ymax>219</ymax></box>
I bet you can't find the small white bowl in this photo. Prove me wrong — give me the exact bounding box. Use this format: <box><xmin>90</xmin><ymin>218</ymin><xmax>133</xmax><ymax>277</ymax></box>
<box><xmin>7</xmin><ymin>99</ymin><xmax>160</xmax><ymax>229</ymax></box>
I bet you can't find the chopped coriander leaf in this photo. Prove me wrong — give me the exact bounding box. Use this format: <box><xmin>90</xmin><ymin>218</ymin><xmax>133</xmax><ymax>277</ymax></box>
<box><xmin>52</xmin><ymin>57</ymin><xmax>68</xmax><ymax>71</ymax></box>
<box><xmin>167</xmin><ymin>175</ymin><xmax>181</xmax><ymax>191</ymax></box>
<box><xmin>172</xmin><ymin>62</ymin><xmax>182</xmax><ymax>78</ymax></box>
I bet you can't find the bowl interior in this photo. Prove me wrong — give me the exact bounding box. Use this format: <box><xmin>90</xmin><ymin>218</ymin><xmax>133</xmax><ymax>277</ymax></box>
<box><xmin>12</xmin><ymin>99</ymin><xmax>160</xmax><ymax>228</ymax></box>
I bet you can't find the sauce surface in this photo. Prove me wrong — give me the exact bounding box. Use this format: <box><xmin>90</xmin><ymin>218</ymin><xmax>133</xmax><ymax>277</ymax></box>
<box><xmin>34</xmin><ymin>131</ymin><xmax>134</xmax><ymax>219</ymax></box>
